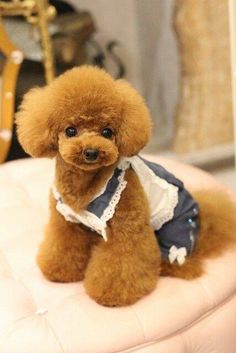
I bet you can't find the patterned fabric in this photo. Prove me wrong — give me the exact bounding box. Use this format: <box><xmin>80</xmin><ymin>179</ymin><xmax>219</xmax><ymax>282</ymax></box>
<box><xmin>140</xmin><ymin>157</ymin><xmax>200</xmax><ymax>262</ymax></box>
<box><xmin>52</xmin><ymin>156</ymin><xmax>200</xmax><ymax>265</ymax></box>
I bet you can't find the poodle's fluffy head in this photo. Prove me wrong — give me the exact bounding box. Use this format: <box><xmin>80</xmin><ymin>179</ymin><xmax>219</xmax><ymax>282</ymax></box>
<box><xmin>16</xmin><ymin>66</ymin><xmax>152</xmax><ymax>171</ymax></box>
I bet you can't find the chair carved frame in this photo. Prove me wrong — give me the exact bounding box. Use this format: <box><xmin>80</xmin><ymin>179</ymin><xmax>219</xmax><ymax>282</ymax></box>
<box><xmin>0</xmin><ymin>0</ymin><xmax>55</xmax><ymax>163</ymax></box>
<box><xmin>0</xmin><ymin>19</ymin><xmax>23</xmax><ymax>163</ymax></box>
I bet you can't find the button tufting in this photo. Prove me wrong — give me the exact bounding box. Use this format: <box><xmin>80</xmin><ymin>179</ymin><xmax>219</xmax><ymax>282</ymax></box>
<box><xmin>35</xmin><ymin>308</ymin><xmax>48</xmax><ymax>316</ymax></box>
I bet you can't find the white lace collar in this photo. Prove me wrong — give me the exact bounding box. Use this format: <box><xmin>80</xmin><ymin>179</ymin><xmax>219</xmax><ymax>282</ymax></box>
<box><xmin>52</xmin><ymin>158</ymin><xmax>131</xmax><ymax>241</ymax></box>
<box><xmin>52</xmin><ymin>156</ymin><xmax>179</xmax><ymax>242</ymax></box>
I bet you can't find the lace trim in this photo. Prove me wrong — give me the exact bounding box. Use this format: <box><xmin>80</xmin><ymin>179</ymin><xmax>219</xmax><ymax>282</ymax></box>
<box><xmin>151</xmin><ymin>184</ymin><xmax>179</xmax><ymax>230</ymax></box>
<box><xmin>52</xmin><ymin>156</ymin><xmax>179</xmax><ymax>241</ymax></box>
<box><xmin>100</xmin><ymin>159</ymin><xmax>130</xmax><ymax>223</ymax></box>
<box><xmin>128</xmin><ymin>156</ymin><xmax>179</xmax><ymax>231</ymax></box>
<box><xmin>52</xmin><ymin>185</ymin><xmax>108</xmax><ymax>241</ymax></box>
<box><xmin>51</xmin><ymin>159</ymin><xmax>131</xmax><ymax>242</ymax></box>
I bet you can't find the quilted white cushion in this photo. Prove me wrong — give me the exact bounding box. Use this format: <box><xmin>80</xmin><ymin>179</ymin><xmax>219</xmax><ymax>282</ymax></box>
<box><xmin>0</xmin><ymin>156</ymin><xmax>236</xmax><ymax>353</ymax></box>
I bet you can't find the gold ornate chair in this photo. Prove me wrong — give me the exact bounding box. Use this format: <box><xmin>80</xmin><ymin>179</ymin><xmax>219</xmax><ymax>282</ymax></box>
<box><xmin>0</xmin><ymin>0</ymin><xmax>56</xmax><ymax>163</ymax></box>
<box><xmin>0</xmin><ymin>18</ymin><xmax>23</xmax><ymax>163</ymax></box>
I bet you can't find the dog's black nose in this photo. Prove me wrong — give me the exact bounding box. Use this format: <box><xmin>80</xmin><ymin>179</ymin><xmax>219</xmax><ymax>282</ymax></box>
<box><xmin>84</xmin><ymin>148</ymin><xmax>99</xmax><ymax>161</ymax></box>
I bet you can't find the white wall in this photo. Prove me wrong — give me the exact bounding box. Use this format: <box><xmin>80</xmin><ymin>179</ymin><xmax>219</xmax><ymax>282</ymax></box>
<box><xmin>69</xmin><ymin>0</ymin><xmax>180</xmax><ymax>150</ymax></box>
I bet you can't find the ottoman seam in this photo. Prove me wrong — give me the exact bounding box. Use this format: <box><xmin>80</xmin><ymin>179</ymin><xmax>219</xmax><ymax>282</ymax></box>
<box><xmin>46</xmin><ymin>317</ymin><xmax>66</xmax><ymax>353</ymax></box>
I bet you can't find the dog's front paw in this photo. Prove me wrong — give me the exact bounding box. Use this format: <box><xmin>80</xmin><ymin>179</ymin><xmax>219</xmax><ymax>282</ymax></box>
<box><xmin>37</xmin><ymin>257</ymin><xmax>86</xmax><ymax>283</ymax></box>
<box><xmin>37</xmin><ymin>247</ymin><xmax>87</xmax><ymax>283</ymax></box>
<box><xmin>84</xmin><ymin>254</ymin><xmax>159</xmax><ymax>307</ymax></box>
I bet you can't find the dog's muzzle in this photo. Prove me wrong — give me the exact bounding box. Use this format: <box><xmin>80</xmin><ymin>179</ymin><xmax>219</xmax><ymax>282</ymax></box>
<box><xmin>83</xmin><ymin>148</ymin><xmax>99</xmax><ymax>162</ymax></box>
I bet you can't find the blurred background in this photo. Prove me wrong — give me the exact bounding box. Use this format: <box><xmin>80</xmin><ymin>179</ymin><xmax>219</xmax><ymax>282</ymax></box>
<box><xmin>0</xmin><ymin>0</ymin><xmax>235</xmax><ymax>190</ymax></box>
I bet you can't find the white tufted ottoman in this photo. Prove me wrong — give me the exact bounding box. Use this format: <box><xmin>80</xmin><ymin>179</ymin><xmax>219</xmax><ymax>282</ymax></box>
<box><xmin>0</xmin><ymin>156</ymin><xmax>236</xmax><ymax>353</ymax></box>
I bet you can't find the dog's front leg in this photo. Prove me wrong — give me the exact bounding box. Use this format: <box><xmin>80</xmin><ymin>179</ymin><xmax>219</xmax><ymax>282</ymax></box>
<box><xmin>84</xmin><ymin>169</ymin><xmax>161</xmax><ymax>306</ymax></box>
<box><xmin>37</xmin><ymin>194</ymin><xmax>94</xmax><ymax>283</ymax></box>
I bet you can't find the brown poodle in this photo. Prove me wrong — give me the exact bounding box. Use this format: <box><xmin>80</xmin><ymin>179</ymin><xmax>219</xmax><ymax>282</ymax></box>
<box><xmin>16</xmin><ymin>66</ymin><xmax>236</xmax><ymax>307</ymax></box>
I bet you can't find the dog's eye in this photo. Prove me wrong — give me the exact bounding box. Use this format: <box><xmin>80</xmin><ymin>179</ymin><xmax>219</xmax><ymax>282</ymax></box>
<box><xmin>65</xmin><ymin>126</ymin><xmax>77</xmax><ymax>137</ymax></box>
<box><xmin>101</xmin><ymin>128</ymin><xmax>113</xmax><ymax>139</ymax></box>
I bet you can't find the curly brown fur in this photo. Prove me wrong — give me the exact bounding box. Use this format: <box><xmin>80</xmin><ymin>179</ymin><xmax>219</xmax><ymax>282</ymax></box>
<box><xmin>55</xmin><ymin>154</ymin><xmax>117</xmax><ymax>211</ymax></box>
<box><xmin>37</xmin><ymin>193</ymin><xmax>97</xmax><ymax>282</ymax></box>
<box><xmin>16</xmin><ymin>66</ymin><xmax>151</xmax><ymax>160</ymax></box>
<box><xmin>16</xmin><ymin>65</ymin><xmax>236</xmax><ymax>307</ymax></box>
<box><xmin>84</xmin><ymin>169</ymin><xmax>161</xmax><ymax>306</ymax></box>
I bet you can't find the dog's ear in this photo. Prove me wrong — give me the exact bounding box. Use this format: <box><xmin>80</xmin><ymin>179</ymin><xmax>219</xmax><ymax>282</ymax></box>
<box><xmin>16</xmin><ymin>87</ymin><xmax>58</xmax><ymax>158</ymax></box>
<box><xmin>115</xmin><ymin>80</ymin><xmax>152</xmax><ymax>156</ymax></box>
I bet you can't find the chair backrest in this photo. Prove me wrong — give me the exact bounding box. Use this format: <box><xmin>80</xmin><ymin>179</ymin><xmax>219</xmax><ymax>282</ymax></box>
<box><xmin>0</xmin><ymin>0</ymin><xmax>56</xmax><ymax>163</ymax></box>
<box><xmin>0</xmin><ymin>18</ymin><xmax>23</xmax><ymax>163</ymax></box>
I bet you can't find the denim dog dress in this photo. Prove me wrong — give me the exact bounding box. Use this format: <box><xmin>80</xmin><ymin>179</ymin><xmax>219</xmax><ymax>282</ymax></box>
<box><xmin>52</xmin><ymin>156</ymin><xmax>200</xmax><ymax>265</ymax></box>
